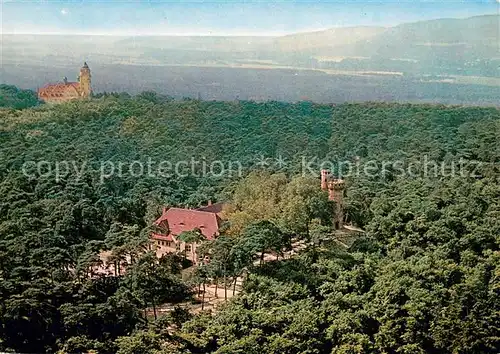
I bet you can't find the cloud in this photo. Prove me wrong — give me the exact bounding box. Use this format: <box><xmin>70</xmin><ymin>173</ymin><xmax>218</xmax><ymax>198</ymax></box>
<box><xmin>60</xmin><ymin>8</ymin><xmax>69</xmax><ymax>16</ymax></box>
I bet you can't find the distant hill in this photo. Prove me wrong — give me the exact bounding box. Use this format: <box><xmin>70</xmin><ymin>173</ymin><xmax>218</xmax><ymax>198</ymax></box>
<box><xmin>107</xmin><ymin>15</ymin><xmax>499</xmax><ymax>58</ymax></box>
<box><xmin>2</xmin><ymin>15</ymin><xmax>497</xmax><ymax>62</ymax></box>
<box><xmin>270</xmin><ymin>26</ymin><xmax>386</xmax><ymax>53</ymax></box>
<box><xmin>1</xmin><ymin>15</ymin><xmax>498</xmax><ymax>102</ymax></box>
<box><xmin>306</xmin><ymin>15</ymin><xmax>499</xmax><ymax>76</ymax></box>
<box><xmin>346</xmin><ymin>15</ymin><xmax>499</xmax><ymax>60</ymax></box>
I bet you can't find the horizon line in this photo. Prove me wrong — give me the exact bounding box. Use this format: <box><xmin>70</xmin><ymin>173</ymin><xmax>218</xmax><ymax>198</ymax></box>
<box><xmin>2</xmin><ymin>13</ymin><xmax>497</xmax><ymax>38</ymax></box>
<box><xmin>1</xmin><ymin>31</ymin><xmax>286</xmax><ymax>37</ymax></box>
<box><xmin>0</xmin><ymin>26</ymin><xmax>377</xmax><ymax>37</ymax></box>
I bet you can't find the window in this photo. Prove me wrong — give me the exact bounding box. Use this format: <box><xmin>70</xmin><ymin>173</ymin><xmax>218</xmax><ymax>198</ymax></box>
<box><xmin>185</xmin><ymin>244</ymin><xmax>192</xmax><ymax>252</ymax></box>
<box><xmin>166</xmin><ymin>241</ymin><xmax>172</xmax><ymax>247</ymax></box>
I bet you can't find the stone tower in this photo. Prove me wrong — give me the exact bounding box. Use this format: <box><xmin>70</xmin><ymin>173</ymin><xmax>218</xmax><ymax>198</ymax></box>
<box><xmin>320</xmin><ymin>170</ymin><xmax>346</xmax><ymax>230</ymax></box>
<box><xmin>79</xmin><ymin>62</ymin><xmax>91</xmax><ymax>98</ymax></box>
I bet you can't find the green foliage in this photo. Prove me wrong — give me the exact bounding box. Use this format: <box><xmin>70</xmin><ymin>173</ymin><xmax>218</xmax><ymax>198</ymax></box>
<box><xmin>0</xmin><ymin>94</ymin><xmax>498</xmax><ymax>352</ymax></box>
<box><xmin>115</xmin><ymin>330</ymin><xmax>165</xmax><ymax>354</ymax></box>
<box><xmin>123</xmin><ymin>253</ymin><xmax>192</xmax><ymax>314</ymax></box>
<box><xmin>0</xmin><ymin>84</ymin><xmax>40</xmax><ymax>109</ymax></box>
<box><xmin>178</xmin><ymin>229</ymin><xmax>205</xmax><ymax>244</ymax></box>
<box><xmin>224</xmin><ymin>172</ymin><xmax>332</xmax><ymax>236</ymax></box>
<box><xmin>240</xmin><ymin>220</ymin><xmax>290</xmax><ymax>262</ymax></box>
<box><xmin>177</xmin><ymin>173</ymin><xmax>500</xmax><ymax>353</ymax></box>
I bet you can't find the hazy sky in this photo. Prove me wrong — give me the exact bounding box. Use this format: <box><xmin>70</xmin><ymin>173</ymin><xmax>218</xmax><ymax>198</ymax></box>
<box><xmin>1</xmin><ymin>0</ymin><xmax>499</xmax><ymax>35</ymax></box>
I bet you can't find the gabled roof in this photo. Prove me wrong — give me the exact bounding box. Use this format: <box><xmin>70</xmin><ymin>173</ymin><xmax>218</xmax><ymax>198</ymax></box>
<box><xmin>195</xmin><ymin>202</ymin><xmax>224</xmax><ymax>215</ymax></box>
<box><xmin>38</xmin><ymin>82</ymin><xmax>80</xmax><ymax>97</ymax></box>
<box><xmin>154</xmin><ymin>207</ymin><xmax>221</xmax><ymax>241</ymax></box>
<box><xmin>151</xmin><ymin>233</ymin><xmax>176</xmax><ymax>242</ymax></box>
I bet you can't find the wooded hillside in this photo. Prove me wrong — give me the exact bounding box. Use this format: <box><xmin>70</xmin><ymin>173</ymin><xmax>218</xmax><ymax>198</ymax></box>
<box><xmin>0</xmin><ymin>94</ymin><xmax>498</xmax><ymax>353</ymax></box>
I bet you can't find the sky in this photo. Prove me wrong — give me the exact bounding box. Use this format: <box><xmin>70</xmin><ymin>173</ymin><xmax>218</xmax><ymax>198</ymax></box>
<box><xmin>1</xmin><ymin>0</ymin><xmax>499</xmax><ymax>36</ymax></box>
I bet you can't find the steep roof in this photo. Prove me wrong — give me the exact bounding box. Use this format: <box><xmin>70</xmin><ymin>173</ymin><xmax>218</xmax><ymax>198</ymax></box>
<box><xmin>38</xmin><ymin>82</ymin><xmax>80</xmax><ymax>97</ymax></box>
<box><xmin>151</xmin><ymin>233</ymin><xmax>176</xmax><ymax>242</ymax></box>
<box><xmin>154</xmin><ymin>207</ymin><xmax>221</xmax><ymax>241</ymax></box>
<box><xmin>195</xmin><ymin>202</ymin><xmax>224</xmax><ymax>215</ymax></box>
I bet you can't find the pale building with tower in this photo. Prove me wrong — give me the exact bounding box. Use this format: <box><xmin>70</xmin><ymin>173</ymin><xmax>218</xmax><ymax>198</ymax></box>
<box><xmin>38</xmin><ymin>62</ymin><xmax>92</xmax><ymax>103</ymax></box>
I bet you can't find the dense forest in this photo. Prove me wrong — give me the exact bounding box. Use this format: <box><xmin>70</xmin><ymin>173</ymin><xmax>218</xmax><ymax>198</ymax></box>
<box><xmin>0</xmin><ymin>84</ymin><xmax>40</xmax><ymax>110</ymax></box>
<box><xmin>0</xmin><ymin>91</ymin><xmax>499</xmax><ymax>353</ymax></box>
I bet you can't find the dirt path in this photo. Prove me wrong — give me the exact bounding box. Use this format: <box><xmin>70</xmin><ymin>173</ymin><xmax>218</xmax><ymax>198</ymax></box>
<box><xmin>149</xmin><ymin>240</ymin><xmax>309</xmax><ymax>316</ymax></box>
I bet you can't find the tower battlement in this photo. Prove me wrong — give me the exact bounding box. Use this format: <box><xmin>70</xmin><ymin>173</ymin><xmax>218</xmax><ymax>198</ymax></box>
<box><xmin>320</xmin><ymin>169</ymin><xmax>345</xmax><ymax>230</ymax></box>
<box><xmin>327</xmin><ymin>179</ymin><xmax>345</xmax><ymax>190</ymax></box>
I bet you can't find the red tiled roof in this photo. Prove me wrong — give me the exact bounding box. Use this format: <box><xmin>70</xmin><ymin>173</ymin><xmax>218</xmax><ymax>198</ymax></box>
<box><xmin>38</xmin><ymin>82</ymin><xmax>80</xmax><ymax>97</ymax></box>
<box><xmin>195</xmin><ymin>202</ymin><xmax>224</xmax><ymax>215</ymax></box>
<box><xmin>151</xmin><ymin>233</ymin><xmax>176</xmax><ymax>242</ymax></box>
<box><xmin>154</xmin><ymin>207</ymin><xmax>222</xmax><ymax>241</ymax></box>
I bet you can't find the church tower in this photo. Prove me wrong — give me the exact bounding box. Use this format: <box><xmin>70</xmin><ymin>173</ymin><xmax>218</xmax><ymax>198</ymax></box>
<box><xmin>79</xmin><ymin>62</ymin><xmax>91</xmax><ymax>98</ymax></box>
